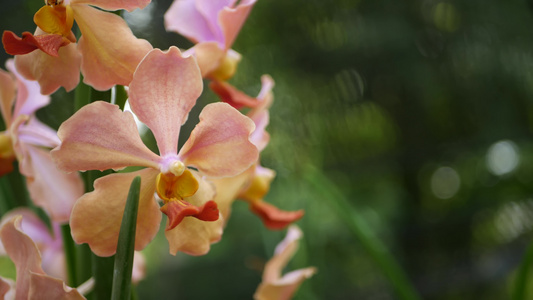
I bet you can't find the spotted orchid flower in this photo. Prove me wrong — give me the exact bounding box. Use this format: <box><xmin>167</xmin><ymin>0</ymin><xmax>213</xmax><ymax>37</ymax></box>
<box><xmin>0</xmin><ymin>60</ymin><xmax>84</xmax><ymax>223</ymax></box>
<box><xmin>164</xmin><ymin>0</ymin><xmax>261</xmax><ymax>101</ymax></box>
<box><xmin>2</xmin><ymin>0</ymin><xmax>153</xmax><ymax>94</ymax></box>
<box><xmin>212</xmin><ymin>75</ymin><xmax>304</xmax><ymax>230</ymax></box>
<box><xmin>51</xmin><ymin>47</ymin><xmax>258</xmax><ymax>257</ymax></box>
<box><xmin>0</xmin><ymin>215</ymin><xmax>87</xmax><ymax>300</ymax></box>
<box><xmin>254</xmin><ymin>226</ymin><xmax>316</xmax><ymax>300</ymax></box>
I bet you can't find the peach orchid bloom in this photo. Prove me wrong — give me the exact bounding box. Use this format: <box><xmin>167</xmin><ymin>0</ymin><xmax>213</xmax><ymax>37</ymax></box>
<box><xmin>0</xmin><ymin>215</ymin><xmax>86</xmax><ymax>300</ymax></box>
<box><xmin>0</xmin><ymin>60</ymin><xmax>84</xmax><ymax>223</ymax></box>
<box><xmin>2</xmin><ymin>0</ymin><xmax>153</xmax><ymax>94</ymax></box>
<box><xmin>164</xmin><ymin>0</ymin><xmax>260</xmax><ymax>101</ymax></box>
<box><xmin>254</xmin><ymin>226</ymin><xmax>316</xmax><ymax>300</ymax></box>
<box><xmin>213</xmin><ymin>75</ymin><xmax>304</xmax><ymax>230</ymax></box>
<box><xmin>51</xmin><ymin>47</ymin><xmax>258</xmax><ymax>257</ymax></box>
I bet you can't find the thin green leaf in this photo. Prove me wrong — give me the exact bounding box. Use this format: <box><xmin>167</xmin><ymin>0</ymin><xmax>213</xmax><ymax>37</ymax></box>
<box><xmin>111</xmin><ymin>176</ymin><xmax>141</xmax><ymax>300</ymax></box>
<box><xmin>513</xmin><ymin>241</ymin><xmax>533</xmax><ymax>300</ymax></box>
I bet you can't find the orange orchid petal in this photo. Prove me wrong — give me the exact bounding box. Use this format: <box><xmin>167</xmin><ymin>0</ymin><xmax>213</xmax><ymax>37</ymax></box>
<box><xmin>70</xmin><ymin>168</ymin><xmax>161</xmax><ymax>257</ymax></box>
<box><xmin>254</xmin><ymin>226</ymin><xmax>316</xmax><ymax>300</ymax></box>
<box><xmin>52</xmin><ymin>101</ymin><xmax>161</xmax><ymax>172</ymax></box>
<box><xmin>14</xmin><ymin>35</ymin><xmax>81</xmax><ymax>95</ymax></box>
<box><xmin>73</xmin><ymin>5</ymin><xmax>153</xmax><ymax>90</ymax></box>
<box><xmin>160</xmin><ymin>199</ymin><xmax>219</xmax><ymax>231</ymax></box>
<box><xmin>156</xmin><ymin>169</ymin><xmax>199</xmax><ymax>201</ymax></box>
<box><xmin>0</xmin><ymin>277</ymin><xmax>14</xmax><ymax>299</ymax></box>
<box><xmin>219</xmin><ymin>0</ymin><xmax>256</xmax><ymax>49</ymax></box>
<box><xmin>210</xmin><ymin>165</ymin><xmax>255</xmax><ymax>221</ymax></box>
<box><xmin>179</xmin><ymin>102</ymin><xmax>258</xmax><ymax>178</ymax></box>
<box><xmin>34</xmin><ymin>5</ymin><xmax>74</xmax><ymax>38</ymax></box>
<box><xmin>128</xmin><ymin>47</ymin><xmax>202</xmax><ymax>156</ymax></box>
<box><xmin>209</xmin><ymin>80</ymin><xmax>260</xmax><ymax>110</ymax></box>
<box><xmin>2</xmin><ymin>31</ymin><xmax>71</xmax><ymax>57</ymax></box>
<box><xmin>186</xmin><ymin>42</ymin><xmax>226</xmax><ymax>77</ymax></box>
<box><xmin>29</xmin><ymin>273</ymin><xmax>85</xmax><ymax>300</ymax></box>
<box><xmin>0</xmin><ymin>67</ymin><xmax>15</xmax><ymax>127</ymax></box>
<box><xmin>249</xmin><ymin>200</ymin><xmax>304</xmax><ymax>230</ymax></box>
<box><xmin>70</xmin><ymin>0</ymin><xmax>150</xmax><ymax>12</ymax></box>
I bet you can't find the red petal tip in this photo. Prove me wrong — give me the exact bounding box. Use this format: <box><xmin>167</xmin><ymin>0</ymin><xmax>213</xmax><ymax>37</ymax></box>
<box><xmin>249</xmin><ymin>200</ymin><xmax>304</xmax><ymax>230</ymax></box>
<box><xmin>161</xmin><ymin>200</ymin><xmax>220</xmax><ymax>231</ymax></box>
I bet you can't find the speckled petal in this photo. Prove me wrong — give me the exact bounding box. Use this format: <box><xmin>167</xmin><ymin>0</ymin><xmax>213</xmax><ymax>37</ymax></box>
<box><xmin>179</xmin><ymin>102</ymin><xmax>258</xmax><ymax>177</ymax></box>
<box><xmin>128</xmin><ymin>47</ymin><xmax>202</xmax><ymax>156</ymax></box>
<box><xmin>70</xmin><ymin>168</ymin><xmax>161</xmax><ymax>257</ymax></box>
<box><xmin>52</xmin><ymin>101</ymin><xmax>161</xmax><ymax>172</ymax></box>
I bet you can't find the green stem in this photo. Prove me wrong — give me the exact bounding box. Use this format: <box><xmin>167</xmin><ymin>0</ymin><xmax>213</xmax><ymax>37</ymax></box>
<box><xmin>303</xmin><ymin>165</ymin><xmax>421</xmax><ymax>300</ymax></box>
<box><xmin>92</xmin><ymin>254</ymin><xmax>115</xmax><ymax>300</ymax></box>
<box><xmin>74</xmin><ymin>77</ymin><xmax>91</xmax><ymax>112</ymax></box>
<box><xmin>513</xmin><ymin>241</ymin><xmax>533</xmax><ymax>300</ymax></box>
<box><xmin>61</xmin><ymin>224</ymin><xmax>78</xmax><ymax>287</ymax></box>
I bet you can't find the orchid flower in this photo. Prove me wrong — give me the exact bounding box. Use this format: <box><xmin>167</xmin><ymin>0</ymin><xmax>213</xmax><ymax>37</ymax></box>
<box><xmin>212</xmin><ymin>75</ymin><xmax>304</xmax><ymax>229</ymax></box>
<box><xmin>2</xmin><ymin>0</ymin><xmax>153</xmax><ymax>94</ymax></box>
<box><xmin>0</xmin><ymin>60</ymin><xmax>84</xmax><ymax>223</ymax></box>
<box><xmin>254</xmin><ymin>226</ymin><xmax>316</xmax><ymax>300</ymax></box>
<box><xmin>164</xmin><ymin>0</ymin><xmax>262</xmax><ymax>102</ymax></box>
<box><xmin>51</xmin><ymin>46</ymin><xmax>258</xmax><ymax>257</ymax></box>
<box><xmin>0</xmin><ymin>215</ymin><xmax>87</xmax><ymax>300</ymax></box>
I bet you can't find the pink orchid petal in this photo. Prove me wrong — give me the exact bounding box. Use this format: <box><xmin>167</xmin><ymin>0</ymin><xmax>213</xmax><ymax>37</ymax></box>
<box><xmin>219</xmin><ymin>0</ymin><xmax>256</xmax><ymax>49</ymax></box>
<box><xmin>17</xmin><ymin>116</ymin><xmax>61</xmax><ymax>149</ymax></box>
<box><xmin>249</xmin><ymin>110</ymin><xmax>270</xmax><ymax>152</ymax></box>
<box><xmin>0</xmin><ymin>66</ymin><xmax>15</xmax><ymax>126</ymax></box>
<box><xmin>196</xmin><ymin>0</ymin><xmax>235</xmax><ymax>45</ymax></box>
<box><xmin>70</xmin><ymin>168</ymin><xmax>162</xmax><ymax>257</ymax></box>
<box><xmin>70</xmin><ymin>0</ymin><xmax>150</xmax><ymax>12</ymax></box>
<box><xmin>132</xmin><ymin>252</ymin><xmax>146</xmax><ymax>284</ymax></box>
<box><xmin>164</xmin><ymin>0</ymin><xmax>217</xmax><ymax>44</ymax></box>
<box><xmin>52</xmin><ymin>101</ymin><xmax>161</xmax><ymax>172</ymax></box>
<box><xmin>29</xmin><ymin>273</ymin><xmax>85</xmax><ymax>300</ymax></box>
<box><xmin>73</xmin><ymin>5</ymin><xmax>153</xmax><ymax>90</ymax></box>
<box><xmin>178</xmin><ymin>102</ymin><xmax>258</xmax><ymax>177</ymax></box>
<box><xmin>128</xmin><ymin>47</ymin><xmax>202</xmax><ymax>156</ymax></box>
<box><xmin>25</xmin><ymin>146</ymin><xmax>84</xmax><ymax>223</ymax></box>
<box><xmin>2</xmin><ymin>31</ymin><xmax>71</xmax><ymax>57</ymax></box>
<box><xmin>0</xmin><ymin>216</ymin><xmax>46</xmax><ymax>300</ymax></box>
<box><xmin>165</xmin><ymin>174</ymin><xmax>223</xmax><ymax>255</ymax></box>
<box><xmin>184</xmin><ymin>42</ymin><xmax>226</xmax><ymax>77</ymax></box>
<box><xmin>254</xmin><ymin>226</ymin><xmax>316</xmax><ymax>300</ymax></box>
<box><xmin>0</xmin><ymin>276</ymin><xmax>14</xmax><ymax>299</ymax></box>
<box><xmin>209</xmin><ymin>80</ymin><xmax>260</xmax><ymax>109</ymax></box>
<box><xmin>5</xmin><ymin>59</ymin><xmax>50</xmax><ymax>119</ymax></box>
<box><xmin>14</xmin><ymin>41</ymin><xmax>80</xmax><ymax>95</ymax></box>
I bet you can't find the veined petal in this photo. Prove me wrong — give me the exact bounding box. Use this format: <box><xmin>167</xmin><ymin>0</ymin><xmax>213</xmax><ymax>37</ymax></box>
<box><xmin>6</xmin><ymin>59</ymin><xmax>50</xmax><ymax>119</ymax></box>
<box><xmin>2</xmin><ymin>31</ymin><xmax>71</xmax><ymax>57</ymax></box>
<box><xmin>14</xmin><ymin>38</ymin><xmax>80</xmax><ymax>95</ymax></box>
<box><xmin>70</xmin><ymin>168</ymin><xmax>161</xmax><ymax>257</ymax></box>
<box><xmin>0</xmin><ymin>216</ymin><xmax>46</xmax><ymax>300</ymax></box>
<box><xmin>254</xmin><ymin>226</ymin><xmax>316</xmax><ymax>300</ymax></box>
<box><xmin>128</xmin><ymin>47</ymin><xmax>202</xmax><ymax>156</ymax></box>
<box><xmin>179</xmin><ymin>102</ymin><xmax>258</xmax><ymax>177</ymax></box>
<box><xmin>24</xmin><ymin>146</ymin><xmax>84</xmax><ymax>223</ymax></box>
<box><xmin>29</xmin><ymin>273</ymin><xmax>85</xmax><ymax>300</ymax></box>
<box><xmin>70</xmin><ymin>0</ymin><xmax>151</xmax><ymax>12</ymax></box>
<box><xmin>164</xmin><ymin>0</ymin><xmax>217</xmax><ymax>44</ymax></box>
<box><xmin>0</xmin><ymin>66</ymin><xmax>15</xmax><ymax>126</ymax></box>
<box><xmin>52</xmin><ymin>101</ymin><xmax>161</xmax><ymax>172</ymax></box>
<box><xmin>219</xmin><ymin>0</ymin><xmax>256</xmax><ymax>49</ymax></box>
<box><xmin>73</xmin><ymin>5</ymin><xmax>153</xmax><ymax>90</ymax></box>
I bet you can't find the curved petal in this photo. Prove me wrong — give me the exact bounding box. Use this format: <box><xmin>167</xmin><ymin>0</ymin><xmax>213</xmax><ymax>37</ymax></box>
<box><xmin>6</xmin><ymin>59</ymin><xmax>50</xmax><ymax>119</ymax></box>
<box><xmin>29</xmin><ymin>273</ymin><xmax>85</xmax><ymax>300</ymax></box>
<box><xmin>209</xmin><ymin>80</ymin><xmax>261</xmax><ymax>110</ymax></box>
<box><xmin>70</xmin><ymin>168</ymin><xmax>162</xmax><ymax>257</ymax></box>
<box><xmin>0</xmin><ymin>277</ymin><xmax>14</xmax><ymax>300</ymax></box>
<box><xmin>14</xmin><ymin>38</ymin><xmax>80</xmax><ymax>95</ymax></box>
<box><xmin>0</xmin><ymin>67</ymin><xmax>15</xmax><ymax>126</ymax></box>
<box><xmin>210</xmin><ymin>165</ymin><xmax>254</xmax><ymax>221</ymax></box>
<box><xmin>128</xmin><ymin>47</ymin><xmax>202</xmax><ymax>156</ymax></box>
<box><xmin>24</xmin><ymin>146</ymin><xmax>84</xmax><ymax>223</ymax></box>
<box><xmin>17</xmin><ymin>116</ymin><xmax>61</xmax><ymax>149</ymax></box>
<box><xmin>196</xmin><ymin>0</ymin><xmax>235</xmax><ymax>45</ymax></box>
<box><xmin>2</xmin><ymin>31</ymin><xmax>70</xmax><ymax>57</ymax></box>
<box><xmin>219</xmin><ymin>0</ymin><xmax>256</xmax><ymax>49</ymax></box>
<box><xmin>164</xmin><ymin>0</ymin><xmax>217</xmax><ymax>44</ymax></box>
<box><xmin>165</xmin><ymin>174</ymin><xmax>223</xmax><ymax>255</ymax></box>
<box><xmin>73</xmin><ymin>5</ymin><xmax>153</xmax><ymax>90</ymax></box>
<box><xmin>70</xmin><ymin>0</ymin><xmax>150</xmax><ymax>12</ymax></box>
<box><xmin>254</xmin><ymin>226</ymin><xmax>316</xmax><ymax>300</ymax></box>
<box><xmin>178</xmin><ymin>102</ymin><xmax>258</xmax><ymax>177</ymax></box>
<box><xmin>0</xmin><ymin>216</ymin><xmax>45</xmax><ymax>300</ymax></box>
<box><xmin>52</xmin><ymin>101</ymin><xmax>161</xmax><ymax>172</ymax></box>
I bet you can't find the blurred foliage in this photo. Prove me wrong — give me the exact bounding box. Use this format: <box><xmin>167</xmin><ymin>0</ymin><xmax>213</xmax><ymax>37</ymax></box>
<box><xmin>4</xmin><ymin>0</ymin><xmax>533</xmax><ymax>299</ymax></box>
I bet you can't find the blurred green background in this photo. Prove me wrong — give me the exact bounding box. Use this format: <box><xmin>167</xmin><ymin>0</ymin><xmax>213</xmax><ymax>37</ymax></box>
<box><xmin>4</xmin><ymin>0</ymin><xmax>533</xmax><ymax>299</ymax></box>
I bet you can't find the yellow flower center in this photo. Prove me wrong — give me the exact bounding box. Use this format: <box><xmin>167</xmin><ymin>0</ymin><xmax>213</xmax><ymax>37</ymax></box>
<box><xmin>34</xmin><ymin>1</ymin><xmax>74</xmax><ymax>38</ymax></box>
<box><xmin>208</xmin><ymin>53</ymin><xmax>241</xmax><ymax>81</ymax></box>
<box><xmin>0</xmin><ymin>133</ymin><xmax>14</xmax><ymax>159</ymax></box>
<box><xmin>156</xmin><ymin>168</ymin><xmax>199</xmax><ymax>203</ymax></box>
<box><xmin>239</xmin><ymin>174</ymin><xmax>271</xmax><ymax>203</ymax></box>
